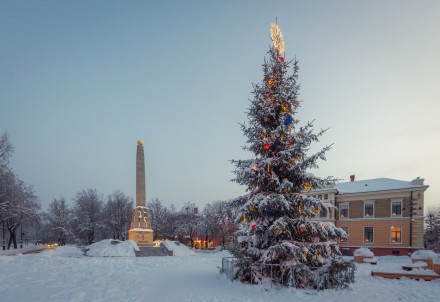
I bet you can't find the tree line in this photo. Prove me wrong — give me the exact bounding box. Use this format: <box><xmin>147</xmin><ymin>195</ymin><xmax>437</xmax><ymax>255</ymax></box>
<box><xmin>1</xmin><ymin>132</ymin><xmax>235</xmax><ymax>249</ymax></box>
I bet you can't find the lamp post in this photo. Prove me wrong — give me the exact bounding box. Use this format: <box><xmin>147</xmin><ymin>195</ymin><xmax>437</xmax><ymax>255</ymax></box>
<box><xmin>20</xmin><ymin>224</ymin><xmax>23</xmax><ymax>249</ymax></box>
<box><xmin>2</xmin><ymin>221</ymin><xmax>5</xmax><ymax>251</ymax></box>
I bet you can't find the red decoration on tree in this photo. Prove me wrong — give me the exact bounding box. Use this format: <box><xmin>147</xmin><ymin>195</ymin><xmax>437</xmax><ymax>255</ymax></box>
<box><xmin>252</xmin><ymin>224</ymin><xmax>256</xmax><ymax>230</ymax></box>
<box><xmin>278</xmin><ymin>56</ymin><xmax>284</xmax><ymax>62</ymax></box>
<box><xmin>263</xmin><ymin>143</ymin><xmax>270</xmax><ymax>151</ymax></box>
<box><xmin>288</xmin><ymin>140</ymin><xmax>295</xmax><ymax>147</ymax></box>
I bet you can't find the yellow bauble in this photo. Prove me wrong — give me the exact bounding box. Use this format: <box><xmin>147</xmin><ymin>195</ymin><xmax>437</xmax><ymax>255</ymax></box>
<box><xmin>304</xmin><ymin>181</ymin><xmax>311</xmax><ymax>192</ymax></box>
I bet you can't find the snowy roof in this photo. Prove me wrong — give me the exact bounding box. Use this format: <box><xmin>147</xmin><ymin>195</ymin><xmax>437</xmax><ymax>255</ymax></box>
<box><xmin>335</xmin><ymin>178</ymin><xmax>428</xmax><ymax>194</ymax></box>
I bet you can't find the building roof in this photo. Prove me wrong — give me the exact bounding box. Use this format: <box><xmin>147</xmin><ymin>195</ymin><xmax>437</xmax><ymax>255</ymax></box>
<box><xmin>335</xmin><ymin>178</ymin><xmax>428</xmax><ymax>194</ymax></box>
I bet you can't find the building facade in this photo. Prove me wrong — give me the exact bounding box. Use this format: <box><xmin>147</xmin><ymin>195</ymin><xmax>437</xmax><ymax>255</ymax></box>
<box><xmin>310</xmin><ymin>176</ymin><xmax>428</xmax><ymax>256</ymax></box>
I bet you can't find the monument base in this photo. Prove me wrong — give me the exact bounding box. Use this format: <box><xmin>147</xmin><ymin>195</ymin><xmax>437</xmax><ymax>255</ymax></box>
<box><xmin>128</xmin><ymin>228</ymin><xmax>153</xmax><ymax>246</ymax></box>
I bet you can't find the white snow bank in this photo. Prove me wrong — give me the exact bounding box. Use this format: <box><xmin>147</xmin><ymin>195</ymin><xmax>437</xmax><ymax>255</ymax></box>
<box><xmin>86</xmin><ymin>239</ymin><xmax>139</xmax><ymax>257</ymax></box>
<box><xmin>354</xmin><ymin>247</ymin><xmax>374</xmax><ymax>257</ymax></box>
<box><xmin>411</xmin><ymin>250</ymin><xmax>438</xmax><ymax>260</ymax></box>
<box><xmin>162</xmin><ymin>240</ymin><xmax>196</xmax><ymax>256</ymax></box>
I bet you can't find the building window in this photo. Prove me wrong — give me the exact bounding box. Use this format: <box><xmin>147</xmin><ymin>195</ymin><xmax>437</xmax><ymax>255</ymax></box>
<box><xmin>340</xmin><ymin>227</ymin><xmax>348</xmax><ymax>243</ymax></box>
<box><xmin>391</xmin><ymin>226</ymin><xmax>401</xmax><ymax>244</ymax></box>
<box><xmin>339</xmin><ymin>204</ymin><xmax>349</xmax><ymax>219</ymax></box>
<box><xmin>318</xmin><ymin>195</ymin><xmax>322</xmax><ymax>200</ymax></box>
<box><xmin>364</xmin><ymin>227</ymin><xmax>374</xmax><ymax>243</ymax></box>
<box><xmin>324</xmin><ymin>194</ymin><xmax>328</xmax><ymax>200</ymax></box>
<box><xmin>391</xmin><ymin>199</ymin><xmax>402</xmax><ymax>217</ymax></box>
<box><xmin>320</xmin><ymin>208</ymin><xmax>327</xmax><ymax>218</ymax></box>
<box><xmin>364</xmin><ymin>201</ymin><xmax>374</xmax><ymax>217</ymax></box>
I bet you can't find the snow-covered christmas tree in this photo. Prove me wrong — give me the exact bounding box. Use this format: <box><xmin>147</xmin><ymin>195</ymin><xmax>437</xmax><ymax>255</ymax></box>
<box><xmin>231</xmin><ymin>23</ymin><xmax>355</xmax><ymax>289</ymax></box>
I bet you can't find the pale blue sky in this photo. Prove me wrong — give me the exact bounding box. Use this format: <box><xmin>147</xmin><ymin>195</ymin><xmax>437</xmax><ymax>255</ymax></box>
<box><xmin>1</xmin><ymin>0</ymin><xmax>439</xmax><ymax>210</ymax></box>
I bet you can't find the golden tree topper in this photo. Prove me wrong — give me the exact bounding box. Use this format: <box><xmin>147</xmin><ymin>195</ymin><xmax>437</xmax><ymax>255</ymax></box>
<box><xmin>270</xmin><ymin>23</ymin><xmax>285</xmax><ymax>54</ymax></box>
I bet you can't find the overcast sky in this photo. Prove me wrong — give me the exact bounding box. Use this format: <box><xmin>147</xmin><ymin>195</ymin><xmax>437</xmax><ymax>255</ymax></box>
<box><xmin>1</xmin><ymin>0</ymin><xmax>439</xmax><ymax>211</ymax></box>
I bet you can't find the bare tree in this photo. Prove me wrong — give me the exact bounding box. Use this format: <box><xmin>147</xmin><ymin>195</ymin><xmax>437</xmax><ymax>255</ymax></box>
<box><xmin>103</xmin><ymin>190</ymin><xmax>133</xmax><ymax>240</ymax></box>
<box><xmin>148</xmin><ymin>198</ymin><xmax>178</xmax><ymax>240</ymax></box>
<box><xmin>46</xmin><ymin>197</ymin><xmax>75</xmax><ymax>245</ymax></box>
<box><xmin>198</xmin><ymin>203</ymin><xmax>219</xmax><ymax>249</ymax></box>
<box><xmin>0</xmin><ymin>132</ymin><xmax>14</xmax><ymax>170</ymax></box>
<box><xmin>3</xmin><ymin>175</ymin><xmax>40</xmax><ymax>249</ymax></box>
<box><xmin>210</xmin><ymin>200</ymin><xmax>235</xmax><ymax>249</ymax></box>
<box><xmin>174</xmin><ymin>201</ymin><xmax>199</xmax><ymax>246</ymax></box>
<box><xmin>73</xmin><ymin>189</ymin><xmax>104</xmax><ymax>245</ymax></box>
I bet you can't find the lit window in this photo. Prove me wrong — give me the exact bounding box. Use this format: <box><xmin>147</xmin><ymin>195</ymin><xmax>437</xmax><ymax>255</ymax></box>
<box><xmin>364</xmin><ymin>202</ymin><xmax>374</xmax><ymax>217</ymax></box>
<box><xmin>391</xmin><ymin>199</ymin><xmax>402</xmax><ymax>217</ymax></box>
<box><xmin>339</xmin><ymin>204</ymin><xmax>349</xmax><ymax>218</ymax></box>
<box><xmin>364</xmin><ymin>227</ymin><xmax>374</xmax><ymax>243</ymax></box>
<box><xmin>340</xmin><ymin>227</ymin><xmax>348</xmax><ymax>243</ymax></box>
<box><xmin>391</xmin><ymin>226</ymin><xmax>401</xmax><ymax>243</ymax></box>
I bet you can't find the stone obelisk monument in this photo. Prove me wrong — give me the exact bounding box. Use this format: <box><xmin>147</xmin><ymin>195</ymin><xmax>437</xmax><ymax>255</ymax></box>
<box><xmin>128</xmin><ymin>140</ymin><xmax>153</xmax><ymax>246</ymax></box>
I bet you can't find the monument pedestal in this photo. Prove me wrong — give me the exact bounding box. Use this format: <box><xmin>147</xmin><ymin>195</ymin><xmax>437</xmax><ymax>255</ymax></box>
<box><xmin>128</xmin><ymin>228</ymin><xmax>153</xmax><ymax>246</ymax></box>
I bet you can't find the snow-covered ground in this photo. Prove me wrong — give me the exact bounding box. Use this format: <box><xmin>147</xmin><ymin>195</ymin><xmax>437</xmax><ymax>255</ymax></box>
<box><xmin>1</xmin><ymin>246</ymin><xmax>439</xmax><ymax>302</ymax></box>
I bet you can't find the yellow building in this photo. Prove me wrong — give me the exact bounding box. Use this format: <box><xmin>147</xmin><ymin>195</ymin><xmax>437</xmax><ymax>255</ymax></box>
<box><xmin>310</xmin><ymin>176</ymin><xmax>428</xmax><ymax>256</ymax></box>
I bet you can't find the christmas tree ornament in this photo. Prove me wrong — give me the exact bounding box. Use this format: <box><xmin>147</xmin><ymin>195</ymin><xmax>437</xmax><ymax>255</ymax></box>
<box><xmin>280</xmin><ymin>103</ymin><xmax>288</xmax><ymax>112</ymax></box>
<box><xmin>284</xmin><ymin>114</ymin><xmax>293</xmax><ymax>125</ymax></box>
<box><xmin>243</xmin><ymin>215</ymin><xmax>247</xmax><ymax>223</ymax></box>
<box><xmin>278</xmin><ymin>56</ymin><xmax>284</xmax><ymax>62</ymax></box>
<box><xmin>288</xmin><ymin>140</ymin><xmax>295</xmax><ymax>147</ymax></box>
<box><xmin>304</xmin><ymin>181</ymin><xmax>311</xmax><ymax>192</ymax></box>
<box><xmin>300</xmin><ymin>224</ymin><xmax>307</xmax><ymax>233</ymax></box>
<box><xmin>263</xmin><ymin>143</ymin><xmax>270</xmax><ymax>151</ymax></box>
<box><xmin>251</xmin><ymin>224</ymin><xmax>256</xmax><ymax>231</ymax></box>
<box><xmin>268</xmin><ymin>79</ymin><xmax>274</xmax><ymax>86</ymax></box>
<box><xmin>268</xmin><ymin>207</ymin><xmax>275</xmax><ymax>214</ymax></box>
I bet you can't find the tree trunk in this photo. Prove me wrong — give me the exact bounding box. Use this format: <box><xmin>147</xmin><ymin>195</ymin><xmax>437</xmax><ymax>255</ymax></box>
<box><xmin>7</xmin><ymin>228</ymin><xmax>17</xmax><ymax>249</ymax></box>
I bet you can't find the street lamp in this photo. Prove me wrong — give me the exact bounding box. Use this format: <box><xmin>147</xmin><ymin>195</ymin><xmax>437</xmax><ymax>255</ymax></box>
<box><xmin>2</xmin><ymin>221</ymin><xmax>5</xmax><ymax>251</ymax></box>
<box><xmin>20</xmin><ymin>224</ymin><xmax>23</xmax><ymax>249</ymax></box>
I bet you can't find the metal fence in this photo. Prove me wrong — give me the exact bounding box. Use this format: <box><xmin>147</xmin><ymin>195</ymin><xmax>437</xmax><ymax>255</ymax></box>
<box><xmin>221</xmin><ymin>256</ymin><xmax>300</xmax><ymax>287</ymax></box>
<box><xmin>221</xmin><ymin>257</ymin><xmax>347</xmax><ymax>289</ymax></box>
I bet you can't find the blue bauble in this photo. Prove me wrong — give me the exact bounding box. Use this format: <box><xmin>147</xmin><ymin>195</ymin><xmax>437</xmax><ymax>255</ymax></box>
<box><xmin>284</xmin><ymin>114</ymin><xmax>293</xmax><ymax>125</ymax></box>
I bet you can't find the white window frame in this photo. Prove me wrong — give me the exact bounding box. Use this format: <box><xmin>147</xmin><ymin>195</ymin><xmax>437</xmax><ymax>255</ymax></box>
<box><xmin>363</xmin><ymin>226</ymin><xmax>374</xmax><ymax>244</ymax></box>
<box><xmin>390</xmin><ymin>226</ymin><xmax>402</xmax><ymax>244</ymax></box>
<box><xmin>391</xmin><ymin>199</ymin><xmax>403</xmax><ymax>218</ymax></box>
<box><xmin>363</xmin><ymin>200</ymin><xmax>375</xmax><ymax>218</ymax></box>
<box><xmin>339</xmin><ymin>203</ymin><xmax>349</xmax><ymax>219</ymax></box>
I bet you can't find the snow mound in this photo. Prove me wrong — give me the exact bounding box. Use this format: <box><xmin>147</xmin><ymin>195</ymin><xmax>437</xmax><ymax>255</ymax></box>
<box><xmin>86</xmin><ymin>239</ymin><xmax>139</xmax><ymax>257</ymax></box>
<box><xmin>354</xmin><ymin>247</ymin><xmax>374</xmax><ymax>257</ymax></box>
<box><xmin>162</xmin><ymin>240</ymin><xmax>196</xmax><ymax>256</ymax></box>
<box><xmin>411</xmin><ymin>250</ymin><xmax>438</xmax><ymax>260</ymax></box>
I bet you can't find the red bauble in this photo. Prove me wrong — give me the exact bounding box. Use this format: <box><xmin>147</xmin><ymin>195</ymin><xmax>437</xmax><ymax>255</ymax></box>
<box><xmin>263</xmin><ymin>143</ymin><xmax>270</xmax><ymax>151</ymax></box>
<box><xmin>288</xmin><ymin>141</ymin><xmax>294</xmax><ymax>147</ymax></box>
<box><xmin>278</xmin><ymin>56</ymin><xmax>284</xmax><ymax>62</ymax></box>
<box><xmin>252</xmin><ymin>224</ymin><xmax>256</xmax><ymax>231</ymax></box>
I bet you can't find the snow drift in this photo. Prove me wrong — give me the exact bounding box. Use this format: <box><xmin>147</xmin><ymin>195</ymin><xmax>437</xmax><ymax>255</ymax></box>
<box><xmin>162</xmin><ymin>240</ymin><xmax>196</xmax><ymax>256</ymax></box>
<box><xmin>86</xmin><ymin>239</ymin><xmax>140</xmax><ymax>257</ymax></box>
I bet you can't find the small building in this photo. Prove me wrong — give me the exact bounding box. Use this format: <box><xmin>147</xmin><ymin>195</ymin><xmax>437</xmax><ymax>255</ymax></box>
<box><xmin>310</xmin><ymin>176</ymin><xmax>428</xmax><ymax>256</ymax></box>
